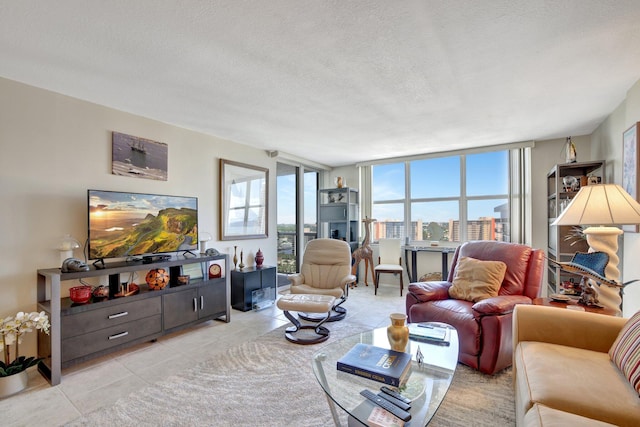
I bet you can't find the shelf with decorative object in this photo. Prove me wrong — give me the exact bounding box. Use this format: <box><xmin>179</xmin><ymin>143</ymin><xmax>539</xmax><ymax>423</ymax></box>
<box><xmin>546</xmin><ymin>160</ymin><xmax>605</xmax><ymax>296</ymax></box>
<box><xmin>317</xmin><ymin>187</ymin><xmax>359</xmax><ymax>251</ymax></box>
<box><xmin>36</xmin><ymin>253</ymin><xmax>230</xmax><ymax>386</ymax></box>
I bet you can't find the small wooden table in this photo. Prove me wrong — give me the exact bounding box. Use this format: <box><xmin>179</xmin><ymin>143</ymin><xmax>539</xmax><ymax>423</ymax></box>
<box><xmin>533</xmin><ymin>297</ymin><xmax>618</xmax><ymax>316</ymax></box>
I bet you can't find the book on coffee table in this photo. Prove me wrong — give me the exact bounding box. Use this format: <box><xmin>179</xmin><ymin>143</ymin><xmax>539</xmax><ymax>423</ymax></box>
<box><xmin>336</xmin><ymin>343</ymin><xmax>412</xmax><ymax>386</ymax></box>
<box><xmin>408</xmin><ymin>323</ymin><xmax>450</xmax><ymax>345</ymax></box>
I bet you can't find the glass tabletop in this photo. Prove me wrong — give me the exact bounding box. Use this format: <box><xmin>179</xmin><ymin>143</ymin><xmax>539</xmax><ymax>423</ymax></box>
<box><xmin>312</xmin><ymin>323</ymin><xmax>458</xmax><ymax>426</ymax></box>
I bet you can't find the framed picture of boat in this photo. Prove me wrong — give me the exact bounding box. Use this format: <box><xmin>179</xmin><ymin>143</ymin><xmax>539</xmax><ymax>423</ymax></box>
<box><xmin>111</xmin><ymin>131</ymin><xmax>168</xmax><ymax>181</ymax></box>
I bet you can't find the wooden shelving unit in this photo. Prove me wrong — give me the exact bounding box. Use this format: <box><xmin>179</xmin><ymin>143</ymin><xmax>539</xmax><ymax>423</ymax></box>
<box><xmin>547</xmin><ymin>160</ymin><xmax>605</xmax><ymax>295</ymax></box>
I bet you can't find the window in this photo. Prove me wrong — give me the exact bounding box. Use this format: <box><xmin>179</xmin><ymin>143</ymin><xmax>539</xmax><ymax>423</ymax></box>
<box><xmin>372</xmin><ymin>150</ymin><xmax>510</xmax><ymax>243</ymax></box>
<box><xmin>276</xmin><ymin>163</ymin><xmax>319</xmax><ymax>273</ymax></box>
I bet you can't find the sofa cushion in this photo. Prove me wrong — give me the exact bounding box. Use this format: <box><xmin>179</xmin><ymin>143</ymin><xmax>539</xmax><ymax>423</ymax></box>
<box><xmin>449</xmin><ymin>256</ymin><xmax>506</xmax><ymax>302</ymax></box>
<box><xmin>523</xmin><ymin>404</ymin><xmax>617</xmax><ymax>427</ymax></box>
<box><xmin>609</xmin><ymin>310</ymin><xmax>640</xmax><ymax>395</ymax></box>
<box><xmin>515</xmin><ymin>341</ymin><xmax>640</xmax><ymax>426</ymax></box>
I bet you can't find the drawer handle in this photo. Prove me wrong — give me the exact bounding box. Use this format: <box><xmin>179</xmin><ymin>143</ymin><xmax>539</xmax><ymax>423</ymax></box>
<box><xmin>200</xmin><ymin>295</ymin><xmax>204</xmax><ymax>310</ymax></box>
<box><xmin>108</xmin><ymin>331</ymin><xmax>129</xmax><ymax>340</ymax></box>
<box><xmin>193</xmin><ymin>297</ymin><xmax>197</xmax><ymax>312</ymax></box>
<box><xmin>108</xmin><ymin>311</ymin><xmax>129</xmax><ymax>319</ymax></box>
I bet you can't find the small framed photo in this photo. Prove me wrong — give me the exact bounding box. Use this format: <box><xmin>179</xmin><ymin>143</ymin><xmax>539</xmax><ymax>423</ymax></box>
<box><xmin>181</xmin><ymin>263</ymin><xmax>203</xmax><ymax>281</ymax></box>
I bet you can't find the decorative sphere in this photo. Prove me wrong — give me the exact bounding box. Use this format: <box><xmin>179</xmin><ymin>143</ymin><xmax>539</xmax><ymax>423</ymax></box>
<box><xmin>146</xmin><ymin>268</ymin><xmax>169</xmax><ymax>290</ymax></box>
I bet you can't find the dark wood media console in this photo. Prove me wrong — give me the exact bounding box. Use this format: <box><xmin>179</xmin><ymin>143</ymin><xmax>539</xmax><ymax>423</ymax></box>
<box><xmin>37</xmin><ymin>254</ymin><xmax>230</xmax><ymax>385</ymax></box>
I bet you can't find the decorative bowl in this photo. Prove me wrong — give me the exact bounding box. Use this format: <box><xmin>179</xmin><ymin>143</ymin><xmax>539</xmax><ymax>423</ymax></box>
<box><xmin>92</xmin><ymin>285</ymin><xmax>110</xmax><ymax>298</ymax></box>
<box><xmin>146</xmin><ymin>268</ymin><xmax>169</xmax><ymax>290</ymax></box>
<box><xmin>69</xmin><ymin>285</ymin><xmax>92</xmax><ymax>304</ymax></box>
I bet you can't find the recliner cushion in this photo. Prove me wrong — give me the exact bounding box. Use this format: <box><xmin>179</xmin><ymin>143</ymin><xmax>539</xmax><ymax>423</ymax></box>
<box><xmin>449</xmin><ymin>256</ymin><xmax>506</xmax><ymax>302</ymax></box>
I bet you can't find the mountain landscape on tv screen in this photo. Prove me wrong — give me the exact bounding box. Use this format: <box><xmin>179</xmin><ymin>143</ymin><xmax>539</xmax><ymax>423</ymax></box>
<box><xmin>89</xmin><ymin>207</ymin><xmax>197</xmax><ymax>259</ymax></box>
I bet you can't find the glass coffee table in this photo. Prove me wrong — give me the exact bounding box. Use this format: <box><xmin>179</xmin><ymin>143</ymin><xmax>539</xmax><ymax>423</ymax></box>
<box><xmin>312</xmin><ymin>323</ymin><xmax>458</xmax><ymax>426</ymax></box>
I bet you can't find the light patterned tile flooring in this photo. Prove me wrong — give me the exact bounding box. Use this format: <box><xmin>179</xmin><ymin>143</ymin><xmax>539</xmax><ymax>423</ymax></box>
<box><xmin>2</xmin><ymin>281</ymin><xmax>406</xmax><ymax>426</ymax></box>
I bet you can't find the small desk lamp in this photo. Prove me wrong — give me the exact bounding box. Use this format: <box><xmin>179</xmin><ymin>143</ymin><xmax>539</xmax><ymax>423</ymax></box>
<box><xmin>57</xmin><ymin>234</ymin><xmax>81</xmax><ymax>263</ymax></box>
<box><xmin>199</xmin><ymin>232</ymin><xmax>212</xmax><ymax>254</ymax></box>
<box><xmin>552</xmin><ymin>184</ymin><xmax>640</xmax><ymax>315</ymax></box>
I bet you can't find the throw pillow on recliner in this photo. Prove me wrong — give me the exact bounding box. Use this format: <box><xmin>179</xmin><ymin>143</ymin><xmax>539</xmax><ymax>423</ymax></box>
<box><xmin>448</xmin><ymin>256</ymin><xmax>507</xmax><ymax>302</ymax></box>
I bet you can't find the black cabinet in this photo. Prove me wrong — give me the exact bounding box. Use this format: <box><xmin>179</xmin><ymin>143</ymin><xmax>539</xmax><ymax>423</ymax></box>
<box><xmin>231</xmin><ymin>266</ymin><xmax>276</xmax><ymax>311</ymax></box>
<box><xmin>37</xmin><ymin>254</ymin><xmax>230</xmax><ymax>385</ymax></box>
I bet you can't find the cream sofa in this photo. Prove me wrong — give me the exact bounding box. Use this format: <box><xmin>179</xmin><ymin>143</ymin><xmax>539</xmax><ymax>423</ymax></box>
<box><xmin>513</xmin><ymin>304</ymin><xmax>640</xmax><ymax>426</ymax></box>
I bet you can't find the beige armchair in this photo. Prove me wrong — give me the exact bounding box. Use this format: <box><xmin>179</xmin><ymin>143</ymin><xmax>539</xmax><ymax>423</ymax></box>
<box><xmin>289</xmin><ymin>238</ymin><xmax>357</xmax><ymax>321</ymax></box>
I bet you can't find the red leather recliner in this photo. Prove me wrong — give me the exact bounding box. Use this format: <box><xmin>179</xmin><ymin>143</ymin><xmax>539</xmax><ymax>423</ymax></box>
<box><xmin>406</xmin><ymin>241</ymin><xmax>545</xmax><ymax>375</ymax></box>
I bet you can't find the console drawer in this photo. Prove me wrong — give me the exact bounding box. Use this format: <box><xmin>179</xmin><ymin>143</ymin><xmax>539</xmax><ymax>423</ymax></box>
<box><xmin>62</xmin><ymin>296</ymin><xmax>162</xmax><ymax>338</ymax></box>
<box><xmin>62</xmin><ymin>314</ymin><xmax>162</xmax><ymax>362</ymax></box>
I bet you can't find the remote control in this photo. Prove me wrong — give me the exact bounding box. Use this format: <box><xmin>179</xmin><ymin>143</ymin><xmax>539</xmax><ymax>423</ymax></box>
<box><xmin>376</xmin><ymin>391</ymin><xmax>411</xmax><ymax>411</ymax></box>
<box><xmin>380</xmin><ymin>386</ymin><xmax>412</xmax><ymax>405</ymax></box>
<box><xmin>360</xmin><ymin>389</ymin><xmax>412</xmax><ymax>422</ymax></box>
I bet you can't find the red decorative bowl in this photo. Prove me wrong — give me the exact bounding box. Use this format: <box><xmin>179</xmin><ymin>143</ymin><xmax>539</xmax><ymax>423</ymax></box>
<box><xmin>69</xmin><ymin>285</ymin><xmax>92</xmax><ymax>304</ymax></box>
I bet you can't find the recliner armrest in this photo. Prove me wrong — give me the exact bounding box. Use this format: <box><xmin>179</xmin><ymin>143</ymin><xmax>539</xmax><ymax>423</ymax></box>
<box><xmin>288</xmin><ymin>273</ymin><xmax>304</xmax><ymax>287</ymax></box>
<box><xmin>472</xmin><ymin>295</ymin><xmax>531</xmax><ymax>315</ymax></box>
<box><xmin>340</xmin><ymin>274</ymin><xmax>357</xmax><ymax>288</ymax></box>
<box><xmin>407</xmin><ymin>281</ymin><xmax>451</xmax><ymax>302</ymax></box>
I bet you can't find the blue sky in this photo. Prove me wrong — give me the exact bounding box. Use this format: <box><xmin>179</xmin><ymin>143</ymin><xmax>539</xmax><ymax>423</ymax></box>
<box><xmin>277</xmin><ymin>172</ymin><xmax>317</xmax><ymax>224</ymax></box>
<box><xmin>277</xmin><ymin>151</ymin><xmax>508</xmax><ymax>225</ymax></box>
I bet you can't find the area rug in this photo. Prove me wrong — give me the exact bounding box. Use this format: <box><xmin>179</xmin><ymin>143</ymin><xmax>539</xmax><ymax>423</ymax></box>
<box><xmin>66</xmin><ymin>321</ymin><xmax>515</xmax><ymax>426</ymax></box>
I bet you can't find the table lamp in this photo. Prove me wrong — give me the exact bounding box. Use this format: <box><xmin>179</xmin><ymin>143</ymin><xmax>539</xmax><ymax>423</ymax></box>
<box><xmin>57</xmin><ymin>234</ymin><xmax>81</xmax><ymax>263</ymax></box>
<box><xmin>199</xmin><ymin>232</ymin><xmax>212</xmax><ymax>254</ymax></box>
<box><xmin>552</xmin><ymin>183</ymin><xmax>640</xmax><ymax>315</ymax></box>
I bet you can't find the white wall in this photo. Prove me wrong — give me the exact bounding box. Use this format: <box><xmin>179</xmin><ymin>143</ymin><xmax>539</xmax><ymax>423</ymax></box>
<box><xmin>591</xmin><ymin>78</ymin><xmax>640</xmax><ymax>316</ymax></box>
<box><xmin>0</xmin><ymin>78</ymin><xmax>279</xmax><ymax>356</ymax></box>
<box><xmin>530</xmin><ymin>135</ymin><xmax>593</xmax><ymax>255</ymax></box>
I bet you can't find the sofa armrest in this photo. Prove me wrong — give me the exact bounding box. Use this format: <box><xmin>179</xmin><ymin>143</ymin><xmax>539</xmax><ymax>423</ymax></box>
<box><xmin>407</xmin><ymin>281</ymin><xmax>451</xmax><ymax>303</ymax></box>
<box><xmin>473</xmin><ymin>295</ymin><xmax>531</xmax><ymax>316</ymax></box>
<box><xmin>513</xmin><ymin>304</ymin><xmax>627</xmax><ymax>354</ymax></box>
<box><xmin>288</xmin><ymin>273</ymin><xmax>304</xmax><ymax>287</ymax></box>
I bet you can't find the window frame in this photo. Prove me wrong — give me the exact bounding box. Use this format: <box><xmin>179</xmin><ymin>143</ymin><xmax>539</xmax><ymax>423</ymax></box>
<box><xmin>371</xmin><ymin>151</ymin><xmax>511</xmax><ymax>244</ymax></box>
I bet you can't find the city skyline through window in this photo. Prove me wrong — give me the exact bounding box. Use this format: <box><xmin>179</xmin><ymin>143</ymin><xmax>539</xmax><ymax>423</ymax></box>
<box><xmin>373</xmin><ymin>150</ymin><xmax>510</xmax><ymax>243</ymax></box>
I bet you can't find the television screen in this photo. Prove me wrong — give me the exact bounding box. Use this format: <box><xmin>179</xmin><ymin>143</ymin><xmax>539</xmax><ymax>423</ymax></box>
<box><xmin>88</xmin><ymin>190</ymin><xmax>198</xmax><ymax>260</ymax></box>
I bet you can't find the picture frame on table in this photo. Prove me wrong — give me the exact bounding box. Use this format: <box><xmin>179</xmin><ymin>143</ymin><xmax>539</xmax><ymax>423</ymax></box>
<box><xmin>181</xmin><ymin>262</ymin><xmax>204</xmax><ymax>281</ymax></box>
<box><xmin>623</xmin><ymin>122</ymin><xmax>640</xmax><ymax>232</ymax></box>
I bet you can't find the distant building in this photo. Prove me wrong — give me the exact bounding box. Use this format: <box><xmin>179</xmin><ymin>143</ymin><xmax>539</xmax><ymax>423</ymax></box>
<box><xmin>448</xmin><ymin>217</ymin><xmax>501</xmax><ymax>241</ymax></box>
<box><xmin>373</xmin><ymin>219</ymin><xmax>423</xmax><ymax>241</ymax></box>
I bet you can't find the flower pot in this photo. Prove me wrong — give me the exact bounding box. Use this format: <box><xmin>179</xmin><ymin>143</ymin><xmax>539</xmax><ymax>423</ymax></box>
<box><xmin>0</xmin><ymin>370</ymin><xmax>28</xmax><ymax>398</ymax></box>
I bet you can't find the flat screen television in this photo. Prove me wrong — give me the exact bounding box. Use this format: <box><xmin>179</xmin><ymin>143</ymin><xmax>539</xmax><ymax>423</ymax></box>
<box><xmin>88</xmin><ymin>190</ymin><xmax>198</xmax><ymax>260</ymax></box>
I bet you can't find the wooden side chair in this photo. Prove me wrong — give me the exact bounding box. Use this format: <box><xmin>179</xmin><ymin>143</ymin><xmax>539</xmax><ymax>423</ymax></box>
<box><xmin>374</xmin><ymin>238</ymin><xmax>404</xmax><ymax>296</ymax></box>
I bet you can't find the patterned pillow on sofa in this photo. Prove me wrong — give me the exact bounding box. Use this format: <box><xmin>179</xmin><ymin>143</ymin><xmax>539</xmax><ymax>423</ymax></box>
<box><xmin>609</xmin><ymin>310</ymin><xmax>640</xmax><ymax>395</ymax></box>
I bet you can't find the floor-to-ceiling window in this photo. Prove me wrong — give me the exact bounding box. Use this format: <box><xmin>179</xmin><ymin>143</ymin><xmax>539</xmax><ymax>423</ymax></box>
<box><xmin>371</xmin><ymin>149</ymin><xmax>511</xmax><ymax>243</ymax></box>
<box><xmin>276</xmin><ymin>163</ymin><xmax>318</xmax><ymax>273</ymax></box>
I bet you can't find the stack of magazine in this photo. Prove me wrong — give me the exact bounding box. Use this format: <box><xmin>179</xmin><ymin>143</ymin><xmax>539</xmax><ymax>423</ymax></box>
<box><xmin>408</xmin><ymin>323</ymin><xmax>451</xmax><ymax>345</ymax></box>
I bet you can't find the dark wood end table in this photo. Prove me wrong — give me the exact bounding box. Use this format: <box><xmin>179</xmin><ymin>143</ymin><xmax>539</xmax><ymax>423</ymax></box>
<box><xmin>533</xmin><ymin>297</ymin><xmax>618</xmax><ymax>316</ymax></box>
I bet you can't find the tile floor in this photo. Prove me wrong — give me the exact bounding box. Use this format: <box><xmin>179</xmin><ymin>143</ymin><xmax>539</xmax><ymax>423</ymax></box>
<box><xmin>2</xmin><ymin>281</ymin><xmax>406</xmax><ymax>426</ymax></box>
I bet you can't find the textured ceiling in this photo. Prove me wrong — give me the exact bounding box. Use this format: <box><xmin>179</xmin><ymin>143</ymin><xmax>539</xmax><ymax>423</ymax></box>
<box><xmin>2</xmin><ymin>1</ymin><xmax>640</xmax><ymax>167</ymax></box>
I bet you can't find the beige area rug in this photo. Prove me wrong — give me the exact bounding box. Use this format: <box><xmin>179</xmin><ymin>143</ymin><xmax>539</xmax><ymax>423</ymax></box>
<box><xmin>66</xmin><ymin>321</ymin><xmax>515</xmax><ymax>427</ymax></box>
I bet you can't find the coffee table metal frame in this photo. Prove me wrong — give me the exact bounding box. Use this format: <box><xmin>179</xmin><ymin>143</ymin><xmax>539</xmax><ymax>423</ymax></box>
<box><xmin>312</xmin><ymin>323</ymin><xmax>459</xmax><ymax>426</ymax></box>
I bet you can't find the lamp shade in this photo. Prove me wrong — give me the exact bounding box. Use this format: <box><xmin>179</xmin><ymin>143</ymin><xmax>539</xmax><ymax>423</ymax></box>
<box><xmin>552</xmin><ymin>184</ymin><xmax>640</xmax><ymax>226</ymax></box>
